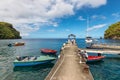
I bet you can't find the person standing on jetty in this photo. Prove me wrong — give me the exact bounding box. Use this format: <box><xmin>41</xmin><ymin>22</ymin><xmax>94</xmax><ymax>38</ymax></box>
<box><xmin>71</xmin><ymin>39</ymin><xmax>76</xmax><ymax>45</ymax></box>
<box><xmin>78</xmin><ymin>50</ymin><xmax>88</xmax><ymax>62</ymax></box>
<box><xmin>84</xmin><ymin>50</ymin><xmax>88</xmax><ymax>59</ymax></box>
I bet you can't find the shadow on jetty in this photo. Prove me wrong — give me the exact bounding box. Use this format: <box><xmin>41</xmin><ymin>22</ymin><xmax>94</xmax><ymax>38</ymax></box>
<box><xmin>13</xmin><ymin>63</ymin><xmax>55</xmax><ymax>72</ymax></box>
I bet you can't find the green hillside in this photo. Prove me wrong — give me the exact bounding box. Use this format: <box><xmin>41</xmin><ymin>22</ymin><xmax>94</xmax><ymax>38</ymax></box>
<box><xmin>0</xmin><ymin>22</ymin><xmax>21</xmax><ymax>39</ymax></box>
<box><xmin>104</xmin><ymin>22</ymin><xmax>120</xmax><ymax>39</ymax></box>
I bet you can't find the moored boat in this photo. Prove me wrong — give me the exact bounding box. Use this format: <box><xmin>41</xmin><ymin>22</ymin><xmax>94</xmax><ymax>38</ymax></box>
<box><xmin>13</xmin><ymin>56</ymin><xmax>56</xmax><ymax>67</ymax></box>
<box><xmin>14</xmin><ymin>42</ymin><xmax>25</xmax><ymax>46</ymax></box>
<box><xmin>8</xmin><ymin>42</ymin><xmax>25</xmax><ymax>47</ymax></box>
<box><xmin>85</xmin><ymin>36</ymin><xmax>93</xmax><ymax>48</ymax></box>
<box><xmin>87</xmin><ymin>56</ymin><xmax>105</xmax><ymax>63</ymax></box>
<box><xmin>41</xmin><ymin>48</ymin><xmax>57</xmax><ymax>54</ymax></box>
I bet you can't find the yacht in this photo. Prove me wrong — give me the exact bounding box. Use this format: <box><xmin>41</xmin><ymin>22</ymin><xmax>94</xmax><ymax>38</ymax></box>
<box><xmin>85</xmin><ymin>36</ymin><xmax>93</xmax><ymax>48</ymax></box>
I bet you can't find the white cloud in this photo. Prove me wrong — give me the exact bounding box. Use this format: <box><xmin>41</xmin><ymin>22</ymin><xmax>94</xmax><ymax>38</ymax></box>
<box><xmin>46</xmin><ymin>0</ymin><xmax>74</xmax><ymax>19</ymax></box>
<box><xmin>92</xmin><ymin>15</ymin><xmax>98</xmax><ymax>19</ymax></box>
<box><xmin>78</xmin><ymin>16</ymin><xmax>86</xmax><ymax>21</ymax></box>
<box><xmin>0</xmin><ymin>0</ymin><xmax>107</xmax><ymax>37</ymax></box>
<box><xmin>112</xmin><ymin>13</ymin><xmax>120</xmax><ymax>18</ymax></box>
<box><xmin>47</xmin><ymin>29</ymin><xmax>55</xmax><ymax>32</ymax></box>
<box><xmin>87</xmin><ymin>24</ymin><xmax>107</xmax><ymax>31</ymax></box>
<box><xmin>14</xmin><ymin>23</ymin><xmax>40</xmax><ymax>36</ymax></box>
<box><xmin>66</xmin><ymin>29</ymin><xmax>70</xmax><ymax>32</ymax></box>
<box><xmin>69</xmin><ymin>0</ymin><xmax>107</xmax><ymax>9</ymax></box>
<box><xmin>52</xmin><ymin>22</ymin><xmax>58</xmax><ymax>27</ymax></box>
<box><xmin>92</xmin><ymin>15</ymin><xmax>106</xmax><ymax>19</ymax></box>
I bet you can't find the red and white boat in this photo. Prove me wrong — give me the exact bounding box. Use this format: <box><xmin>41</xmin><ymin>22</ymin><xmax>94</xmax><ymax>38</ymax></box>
<box><xmin>40</xmin><ymin>48</ymin><xmax>57</xmax><ymax>54</ymax></box>
<box><xmin>87</xmin><ymin>56</ymin><xmax>105</xmax><ymax>63</ymax></box>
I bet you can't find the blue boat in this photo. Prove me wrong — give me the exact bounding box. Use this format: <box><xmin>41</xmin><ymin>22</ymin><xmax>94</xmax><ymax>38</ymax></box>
<box><xmin>13</xmin><ymin>56</ymin><xmax>56</xmax><ymax>67</ymax></box>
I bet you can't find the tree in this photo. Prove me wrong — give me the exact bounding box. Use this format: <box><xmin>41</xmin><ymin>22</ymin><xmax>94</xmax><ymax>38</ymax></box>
<box><xmin>104</xmin><ymin>22</ymin><xmax>120</xmax><ymax>39</ymax></box>
<box><xmin>0</xmin><ymin>22</ymin><xmax>21</xmax><ymax>39</ymax></box>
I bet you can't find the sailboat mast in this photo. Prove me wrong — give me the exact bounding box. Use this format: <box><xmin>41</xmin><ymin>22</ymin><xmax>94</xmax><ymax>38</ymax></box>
<box><xmin>86</xmin><ymin>17</ymin><xmax>89</xmax><ymax>37</ymax></box>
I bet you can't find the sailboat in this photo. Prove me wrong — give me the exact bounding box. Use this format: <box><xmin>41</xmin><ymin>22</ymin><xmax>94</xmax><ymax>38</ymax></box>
<box><xmin>85</xmin><ymin>17</ymin><xmax>93</xmax><ymax>48</ymax></box>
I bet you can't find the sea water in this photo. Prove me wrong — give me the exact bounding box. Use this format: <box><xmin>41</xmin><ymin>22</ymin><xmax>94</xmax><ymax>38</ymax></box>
<box><xmin>0</xmin><ymin>39</ymin><xmax>120</xmax><ymax>80</ymax></box>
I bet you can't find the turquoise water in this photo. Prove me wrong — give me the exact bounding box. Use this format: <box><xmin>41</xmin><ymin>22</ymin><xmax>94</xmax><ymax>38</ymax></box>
<box><xmin>88</xmin><ymin>52</ymin><xmax>120</xmax><ymax>80</ymax></box>
<box><xmin>0</xmin><ymin>39</ymin><xmax>120</xmax><ymax>80</ymax></box>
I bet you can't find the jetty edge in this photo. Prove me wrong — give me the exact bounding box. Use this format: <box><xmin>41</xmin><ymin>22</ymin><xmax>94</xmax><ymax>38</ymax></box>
<box><xmin>83</xmin><ymin>48</ymin><xmax>120</xmax><ymax>54</ymax></box>
<box><xmin>45</xmin><ymin>40</ymin><xmax>94</xmax><ymax>80</ymax></box>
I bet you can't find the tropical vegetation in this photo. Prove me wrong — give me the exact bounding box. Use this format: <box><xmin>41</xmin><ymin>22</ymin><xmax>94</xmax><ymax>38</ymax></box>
<box><xmin>0</xmin><ymin>22</ymin><xmax>21</xmax><ymax>39</ymax></box>
<box><xmin>104</xmin><ymin>22</ymin><xmax>120</xmax><ymax>39</ymax></box>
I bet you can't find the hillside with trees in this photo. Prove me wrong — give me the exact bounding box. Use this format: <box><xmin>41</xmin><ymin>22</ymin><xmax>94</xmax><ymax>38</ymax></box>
<box><xmin>104</xmin><ymin>22</ymin><xmax>120</xmax><ymax>39</ymax></box>
<box><xmin>0</xmin><ymin>22</ymin><xmax>21</xmax><ymax>39</ymax></box>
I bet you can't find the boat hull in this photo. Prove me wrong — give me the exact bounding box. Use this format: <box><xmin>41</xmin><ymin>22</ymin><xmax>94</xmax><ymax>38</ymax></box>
<box><xmin>85</xmin><ymin>37</ymin><xmax>93</xmax><ymax>48</ymax></box>
<box><xmin>14</xmin><ymin>42</ymin><xmax>25</xmax><ymax>46</ymax></box>
<box><xmin>41</xmin><ymin>49</ymin><xmax>57</xmax><ymax>54</ymax></box>
<box><xmin>87</xmin><ymin>56</ymin><xmax>105</xmax><ymax>63</ymax></box>
<box><xmin>14</xmin><ymin>59</ymin><xmax>55</xmax><ymax>67</ymax></box>
<box><xmin>86</xmin><ymin>43</ymin><xmax>93</xmax><ymax>48</ymax></box>
<box><xmin>8</xmin><ymin>42</ymin><xmax>25</xmax><ymax>47</ymax></box>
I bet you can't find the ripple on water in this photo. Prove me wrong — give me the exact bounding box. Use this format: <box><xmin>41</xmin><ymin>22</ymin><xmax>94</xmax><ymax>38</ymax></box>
<box><xmin>0</xmin><ymin>39</ymin><xmax>120</xmax><ymax>80</ymax></box>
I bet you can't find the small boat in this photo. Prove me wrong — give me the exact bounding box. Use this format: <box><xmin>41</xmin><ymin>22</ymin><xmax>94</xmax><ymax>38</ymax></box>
<box><xmin>85</xmin><ymin>36</ymin><xmax>93</xmax><ymax>48</ymax></box>
<box><xmin>87</xmin><ymin>56</ymin><xmax>105</xmax><ymax>63</ymax></box>
<box><xmin>41</xmin><ymin>49</ymin><xmax>57</xmax><ymax>54</ymax></box>
<box><xmin>13</xmin><ymin>56</ymin><xmax>56</xmax><ymax>67</ymax></box>
<box><xmin>14</xmin><ymin>42</ymin><xmax>25</xmax><ymax>46</ymax></box>
<box><xmin>8</xmin><ymin>42</ymin><xmax>25</xmax><ymax>47</ymax></box>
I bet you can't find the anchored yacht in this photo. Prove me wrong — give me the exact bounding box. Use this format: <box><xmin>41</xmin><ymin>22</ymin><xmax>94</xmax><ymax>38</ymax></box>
<box><xmin>85</xmin><ymin>36</ymin><xmax>93</xmax><ymax>48</ymax></box>
<box><xmin>85</xmin><ymin>17</ymin><xmax>93</xmax><ymax>48</ymax></box>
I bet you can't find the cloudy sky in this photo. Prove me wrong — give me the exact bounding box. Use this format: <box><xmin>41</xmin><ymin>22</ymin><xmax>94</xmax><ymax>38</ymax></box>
<box><xmin>0</xmin><ymin>0</ymin><xmax>120</xmax><ymax>38</ymax></box>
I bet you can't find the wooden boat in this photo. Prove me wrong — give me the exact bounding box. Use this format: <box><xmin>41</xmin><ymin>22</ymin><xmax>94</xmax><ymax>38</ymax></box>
<box><xmin>87</xmin><ymin>56</ymin><xmax>105</xmax><ymax>63</ymax></box>
<box><xmin>8</xmin><ymin>42</ymin><xmax>25</xmax><ymax>47</ymax></box>
<box><xmin>14</xmin><ymin>42</ymin><xmax>25</xmax><ymax>46</ymax></box>
<box><xmin>13</xmin><ymin>56</ymin><xmax>56</xmax><ymax>67</ymax></box>
<box><xmin>41</xmin><ymin>49</ymin><xmax>57</xmax><ymax>54</ymax></box>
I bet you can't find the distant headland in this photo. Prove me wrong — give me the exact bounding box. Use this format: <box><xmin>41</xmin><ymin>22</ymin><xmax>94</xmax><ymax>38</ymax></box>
<box><xmin>0</xmin><ymin>22</ymin><xmax>21</xmax><ymax>39</ymax></box>
<box><xmin>104</xmin><ymin>21</ymin><xmax>120</xmax><ymax>39</ymax></box>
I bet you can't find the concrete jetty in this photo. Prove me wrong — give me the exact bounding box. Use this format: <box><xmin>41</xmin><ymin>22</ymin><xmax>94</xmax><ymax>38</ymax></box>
<box><xmin>92</xmin><ymin>44</ymin><xmax>120</xmax><ymax>50</ymax></box>
<box><xmin>84</xmin><ymin>49</ymin><xmax>120</xmax><ymax>54</ymax></box>
<box><xmin>45</xmin><ymin>41</ymin><xmax>93</xmax><ymax>80</ymax></box>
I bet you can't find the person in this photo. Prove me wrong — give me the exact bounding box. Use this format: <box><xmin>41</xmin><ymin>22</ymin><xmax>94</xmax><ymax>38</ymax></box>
<box><xmin>78</xmin><ymin>49</ymin><xmax>81</xmax><ymax>54</ymax></box>
<box><xmin>79</xmin><ymin>50</ymin><xmax>88</xmax><ymax>63</ymax></box>
<box><xmin>80</xmin><ymin>50</ymin><xmax>84</xmax><ymax>57</ymax></box>
<box><xmin>71</xmin><ymin>39</ymin><xmax>74</xmax><ymax>45</ymax></box>
<box><xmin>98</xmin><ymin>53</ymin><xmax>101</xmax><ymax>56</ymax></box>
<box><xmin>83</xmin><ymin>50</ymin><xmax>88</xmax><ymax>59</ymax></box>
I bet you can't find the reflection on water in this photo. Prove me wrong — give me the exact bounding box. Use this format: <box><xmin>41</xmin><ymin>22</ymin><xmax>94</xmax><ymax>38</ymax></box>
<box><xmin>8</xmin><ymin>63</ymin><xmax>54</xmax><ymax>80</ymax></box>
<box><xmin>13</xmin><ymin>63</ymin><xmax>54</xmax><ymax>71</ymax></box>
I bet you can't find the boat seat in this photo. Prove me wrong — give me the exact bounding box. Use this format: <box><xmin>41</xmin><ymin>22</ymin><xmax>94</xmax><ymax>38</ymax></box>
<box><xmin>16</xmin><ymin>56</ymin><xmax>22</xmax><ymax>61</ymax></box>
<box><xmin>22</xmin><ymin>57</ymin><xmax>29</xmax><ymax>61</ymax></box>
<box><xmin>30</xmin><ymin>56</ymin><xmax>37</xmax><ymax>61</ymax></box>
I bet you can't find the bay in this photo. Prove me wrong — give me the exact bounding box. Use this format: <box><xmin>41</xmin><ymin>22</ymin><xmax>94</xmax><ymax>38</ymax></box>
<box><xmin>0</xmin><ymin>39</ymin><xmax>120</xmax><ymax>80</ymax></box>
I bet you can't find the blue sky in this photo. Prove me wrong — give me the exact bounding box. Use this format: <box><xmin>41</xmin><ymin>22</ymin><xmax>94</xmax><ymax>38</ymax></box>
<box><xmin>0</xmin><ymin>0</ymin><xmax>120</xmax><ymax>38</ymax></box>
